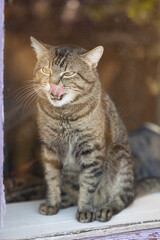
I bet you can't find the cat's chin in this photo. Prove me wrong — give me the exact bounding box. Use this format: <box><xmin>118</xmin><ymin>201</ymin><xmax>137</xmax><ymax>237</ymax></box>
<box><xmin>48</xmin><ymin>93</ymin><xmax>75</xmax><ymax>107</ymax></box>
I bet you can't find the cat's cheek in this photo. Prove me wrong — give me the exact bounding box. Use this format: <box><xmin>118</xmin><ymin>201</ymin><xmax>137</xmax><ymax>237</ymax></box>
<box><xmin>49</xmin><ymin>93</ymin><xmax>75</xmax><ymax>107</ymax></box>
<box><xmin>44</xmin><ymin>83</ymin><xmax>50</xmax><ymax>91</ymax></box>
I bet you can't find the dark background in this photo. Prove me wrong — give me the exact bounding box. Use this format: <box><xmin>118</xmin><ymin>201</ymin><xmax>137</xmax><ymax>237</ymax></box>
<box><xmin>4</xmin><ymin>0</ymin><xmax>160</xmax><ymax>202</ymax></box>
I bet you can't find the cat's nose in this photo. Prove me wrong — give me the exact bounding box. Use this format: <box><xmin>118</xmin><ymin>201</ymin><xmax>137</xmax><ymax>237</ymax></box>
<box><xmin>50</xmin><ymin>76</ymin><xmax>60</xmax><ymax>85</ymax></box>
<box><xmin>50</xmin><ymin>84</ymin><xmax>64</xmax><ymax>97</ymax></box>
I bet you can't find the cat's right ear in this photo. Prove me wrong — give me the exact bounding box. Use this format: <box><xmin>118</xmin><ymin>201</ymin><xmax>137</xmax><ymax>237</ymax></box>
<box><xmin>30</xmin><ymin>36</ymin><xmax>48</xmax><ymax>59</ymax></box>
<box><xmin>82</xmin><ymin>46</ymin><xmax>104</xmax><ymax>68</ymax></box>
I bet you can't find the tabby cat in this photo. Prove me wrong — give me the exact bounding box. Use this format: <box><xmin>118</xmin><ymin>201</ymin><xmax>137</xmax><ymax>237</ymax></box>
<box><xmin>30</xmin><ymin>37</ymin><xmax>159</xmax><ymax>223</ymax></box>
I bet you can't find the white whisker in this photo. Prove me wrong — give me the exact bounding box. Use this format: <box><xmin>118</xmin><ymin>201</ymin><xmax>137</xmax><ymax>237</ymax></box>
<box><xmin>22</xmin><ymin>92</ymin><xmax>38</xmax><ymax>113</ymax></box>
<box><xmin>64</xmin><ymin>87</ymin><xmax>85</xmax><ymax>92</ymax></box>
<box><xmin>12</xmin><ymin>85</ymin><xmax>43</xmax><ymax>112</ymax></box>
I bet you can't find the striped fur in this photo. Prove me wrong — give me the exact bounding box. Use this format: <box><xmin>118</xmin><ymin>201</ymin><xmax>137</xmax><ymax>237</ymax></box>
<box><xmin>31</xmin><ymin>38</ymin><xmax>135</xmax><ymax>222</ymax></box>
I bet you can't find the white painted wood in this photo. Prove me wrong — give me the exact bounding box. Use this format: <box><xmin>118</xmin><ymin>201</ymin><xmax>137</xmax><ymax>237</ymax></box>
<box><xmin>1</xmin><ymin>193</ymin><xmax>160</xmax><ymax>240</ymax></box>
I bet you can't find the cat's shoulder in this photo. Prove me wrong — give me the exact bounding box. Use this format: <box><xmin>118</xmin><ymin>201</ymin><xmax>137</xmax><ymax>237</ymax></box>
<box><xmin>101</xmin><ymin>90</ymin><xmax>115</xmax><ymax>108</ymax></box>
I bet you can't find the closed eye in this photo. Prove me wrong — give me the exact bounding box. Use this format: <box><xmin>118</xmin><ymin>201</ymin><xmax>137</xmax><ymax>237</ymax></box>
<box><xmin>63</xmin><ymin>72</ymin><xmax>76</xmax><ymax>77</ymax></box>
<box><xmin>41</xmin><ymin>67</ymin><xmax>52</xmax><ymax>75</ymax></box>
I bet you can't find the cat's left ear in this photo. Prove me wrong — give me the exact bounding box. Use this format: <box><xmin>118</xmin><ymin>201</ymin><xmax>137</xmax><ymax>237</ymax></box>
<box><xmin>83</xmin><ymin>46</ymin><xmax>104</xmax><ymax>68</ymax></box>
<box><xmin>30</xmin><ymin>36</ymin><xmax>48</xmax><ymax>59</ymax></box>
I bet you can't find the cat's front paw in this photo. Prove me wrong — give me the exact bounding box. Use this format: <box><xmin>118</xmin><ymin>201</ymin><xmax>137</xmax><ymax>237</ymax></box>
<box><xmin>39</xmin><ymin>203</ymin><xmax>59</xmax><ymax>215</ymax></box>
<box><xmin>76</xmin><ymin>209</ymin><xmax>95</xmax><ymax>223</ymax></box>
<box><xmin>95</xmin><ymin>206</ymin><xmax>113</xmax><ymax>222</ymax></box>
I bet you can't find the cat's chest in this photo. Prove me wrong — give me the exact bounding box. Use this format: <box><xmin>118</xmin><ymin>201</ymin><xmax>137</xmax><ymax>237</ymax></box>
<box><xmin>51</xmin><ymin>127</ymin><xmax>79</xmax><ymax>165</ymax></box>
<box><xmin>63</xmin><ymin>140</ymin><xmax>76</xmax><ymax>168</ymax></box>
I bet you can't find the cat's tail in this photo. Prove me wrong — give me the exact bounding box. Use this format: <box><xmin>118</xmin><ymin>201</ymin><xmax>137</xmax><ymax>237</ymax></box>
<box><xmin>135</xmin><ymin>177</ymin><xmax>160</xmax><ymax>198</ymax></box>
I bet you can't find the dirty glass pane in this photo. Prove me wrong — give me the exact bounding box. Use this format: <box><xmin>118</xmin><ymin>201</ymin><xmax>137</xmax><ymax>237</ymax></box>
<box><xmin>4</xmin><ymin>0</ymin><xmax>160</xmax><ymax>203</ymax></box>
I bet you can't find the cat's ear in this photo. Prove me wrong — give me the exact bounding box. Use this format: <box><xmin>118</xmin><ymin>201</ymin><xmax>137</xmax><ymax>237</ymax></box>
<box><xmin>30</xmin><ymin>36</ymin><xmax>48</xmax><ymax>59</ymax></box>
<box><xmin>83</xmin><ymin>46</ymin><xmax>104</xmax><ymax>68</ymax></box>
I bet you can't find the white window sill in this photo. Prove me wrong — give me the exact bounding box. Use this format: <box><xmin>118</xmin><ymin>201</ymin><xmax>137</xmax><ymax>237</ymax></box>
<box><xmin>1</xmin><ymin>193</ymin><xmax>160</xmax><ymax>240</ymax></box>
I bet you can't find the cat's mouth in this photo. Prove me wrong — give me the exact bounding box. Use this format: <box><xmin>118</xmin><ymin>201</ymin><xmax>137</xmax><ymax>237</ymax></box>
<box><xmin>49</xmin><ymin>84</ymin><xmax>64</xmax><ymax>101</ymax></box>
<box><xmin>50</xmin><ymin>93</ymin><xmax>64</xmax><ymax>101</ymax></box>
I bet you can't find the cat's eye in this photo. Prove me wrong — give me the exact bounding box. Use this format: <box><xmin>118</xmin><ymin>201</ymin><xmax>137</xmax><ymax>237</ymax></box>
<box><xmin>41</xmin><ymin>67</ymin><xmax>51</xmax><ymax>75</ymax></box>
<box><xmin>64</xmin><ymin>72</ymin><xmax>75</xmax><ymax>77</ymax></box>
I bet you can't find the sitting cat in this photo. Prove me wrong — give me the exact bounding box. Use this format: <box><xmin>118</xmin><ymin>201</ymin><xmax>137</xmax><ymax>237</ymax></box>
<box><xmin>30</xmin><ymin>37</ymin><xmax>160</xmax><ymax>222</ymax></box>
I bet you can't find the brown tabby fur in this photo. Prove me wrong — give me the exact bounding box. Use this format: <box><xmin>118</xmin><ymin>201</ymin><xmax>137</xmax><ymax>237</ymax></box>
<box><xmin>31</xmin><ymin>37</ymin><xmax>136</xmax><ymax>222</ymax></box>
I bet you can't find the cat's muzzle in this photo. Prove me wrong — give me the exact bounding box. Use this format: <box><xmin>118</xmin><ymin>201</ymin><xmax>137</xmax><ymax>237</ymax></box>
<box><xmin>50</xmin><ymin>84</ymin><xmax>64</xmax><ymax>100</ymax></box>
<box><xmin>50</xmin><ymin>93</ymin><xmax>63</xmax><ymax>100</ymax></box>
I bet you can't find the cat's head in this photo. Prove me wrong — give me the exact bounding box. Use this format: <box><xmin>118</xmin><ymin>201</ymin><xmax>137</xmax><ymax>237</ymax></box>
<box><xmin>31</xmin><ymin>37</ymin><xmax>103</xmax><ymax>107</ymax></box>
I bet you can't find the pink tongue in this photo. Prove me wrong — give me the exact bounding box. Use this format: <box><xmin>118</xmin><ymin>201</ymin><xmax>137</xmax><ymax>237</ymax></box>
<box><xmin>50</xmin><ymin>84</ymin><xmax>64</xmax><ymax>97</ymax></box>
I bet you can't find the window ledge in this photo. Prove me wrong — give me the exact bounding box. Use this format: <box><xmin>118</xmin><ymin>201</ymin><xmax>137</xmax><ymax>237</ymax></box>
<box><xmin>1</xmin><ymin>193</ymin><xmax>160</xmax><ymax>240</ymax></box>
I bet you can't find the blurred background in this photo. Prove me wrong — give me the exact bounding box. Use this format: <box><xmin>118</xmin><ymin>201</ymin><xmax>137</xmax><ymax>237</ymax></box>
<box><xmin>4</xmin><ymin>0</ymin><xmax>160</xmax><ymax>202</ymax></box>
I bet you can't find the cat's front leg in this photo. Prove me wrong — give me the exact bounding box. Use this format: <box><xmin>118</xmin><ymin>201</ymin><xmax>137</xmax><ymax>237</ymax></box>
<box><xmin>39</xmin><ymin>145</ymin><xmax>62</xmax><ymax>215</ymax></box>
<box><xmin>77</xmin><ymin>149</ymin><xmax>104</xmax><ymax>223</ymax></box>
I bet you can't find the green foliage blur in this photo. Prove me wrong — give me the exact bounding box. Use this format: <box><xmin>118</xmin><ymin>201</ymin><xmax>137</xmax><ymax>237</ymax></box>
<box><xmin>83</xmin><ymin>0</ymin><xmax>159</xmax><ymax>25</ymax></box>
